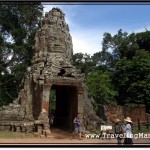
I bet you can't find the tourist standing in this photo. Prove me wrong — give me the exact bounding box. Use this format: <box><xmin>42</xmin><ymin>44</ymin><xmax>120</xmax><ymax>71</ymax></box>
<box><xmin>71</xmin><ymin>113</ymin><xmax>82</xmax><ymax>140</ymax></box>
<box><xmin>114</xmin><ymin>119</ymin><xmax>123</xmax><ymax>144</ymax></box>
<box><xmin>123</xmin><ymin>117</ymin><xmax>133</xmax><ymax>145</ymax></box>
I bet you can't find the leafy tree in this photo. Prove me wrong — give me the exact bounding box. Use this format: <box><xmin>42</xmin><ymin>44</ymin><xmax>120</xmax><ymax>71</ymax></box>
<box><xmin>86</xmin><ymin>70</ymin><xmax>117</xmax><ymax>111</ymax></box>
<box><xmin>136</xmin><ymin>30</ymin><xmax>150</xmax><ymax>52</ymax></box>
<box><xmin>91</xmin><ymin>51</ymin><xmax>114</xmax><ymax>71</ymax></box>
<box><xmin>102</xmin><ymin>29</ymin><xmax>150</xmax><ymax>113</ymax></box>
<box><xmin>113</xmin><ymin>50</ymin><xmax>150</xmax><ymax>112</ymax></box>
<box><xmin>102</xmin><ymin>29</ymin><xmax>139</xmax><ymax>61</ymax></box>
<box><xmin>73</xmin><ymin>53</ymin><xmax>94</xmax><ymax>74</ymax></box>
<box><xmin>0</xmin><ymin>2</ymin><xmax>43</xmax><ymax>106</ymax></box>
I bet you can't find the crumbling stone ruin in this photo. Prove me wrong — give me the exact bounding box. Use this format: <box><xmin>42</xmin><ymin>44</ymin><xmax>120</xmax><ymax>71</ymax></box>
<box><xmin>0</xmin><ymin>8</ymin><xmax>103</xmax><ymax>136</ymax></box>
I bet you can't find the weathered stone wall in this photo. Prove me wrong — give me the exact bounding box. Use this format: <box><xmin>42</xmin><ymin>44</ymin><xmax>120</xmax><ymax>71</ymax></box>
<box><xmin>106</xmin><ymin>104</ymin><xmax>124</xmax><ymax>123</ymax></box>
<box><xmin>0</xmin><ymin>99</ymin><xmax>23</xmax><ymax>121</ymax></box>
<box><xmin>32</xmin><ymin>82</ymin><xmax>42</xmax><ymax>120</ymax></box>
<box><xmin>124</xmin><ymin>104</ymin><xmax>146</xmax><ymax>123</ymax></box>
<box><xmin>83</xmin><ymin>85</ymin><xmax>105</xmax><ymax>131</ymax></box>
<box><xmin>17</xmin><ymin>7</ymin><xmax>84</xmax><ymax>122</ymax></box>
<box><xmin>106</xmin><ymin>103</ymin><xmax>147</xmax><ymax>124</ymax></box>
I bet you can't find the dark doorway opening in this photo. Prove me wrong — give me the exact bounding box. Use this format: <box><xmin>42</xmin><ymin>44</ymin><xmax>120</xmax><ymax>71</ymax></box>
<box><xmin>49</xmin><ymin>85</ymin><xmax>78</xmax><ymax>131</ymax></box>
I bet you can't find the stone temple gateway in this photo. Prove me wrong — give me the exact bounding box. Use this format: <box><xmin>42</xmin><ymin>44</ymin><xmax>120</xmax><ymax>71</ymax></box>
<box><xmin>0</xmin><ymin>8</ymin><xmax>102</xmax><ymax>136</ymax></box>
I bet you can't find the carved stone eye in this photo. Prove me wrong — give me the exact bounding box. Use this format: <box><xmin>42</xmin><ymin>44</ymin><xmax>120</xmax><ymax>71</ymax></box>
<box><xmin>59</xmin><ymin>38</ymin><xmax>65</xmax><ymax>43</ymax></box>
<box><xmin>49</xmin><ymin>20</ymin><xmax>55</xmax><ymax>25</ymax></box>
<box><xmin>49</xmin><ymin>36</ymin><xmax>56</xmax><ymax>41</ymax></box>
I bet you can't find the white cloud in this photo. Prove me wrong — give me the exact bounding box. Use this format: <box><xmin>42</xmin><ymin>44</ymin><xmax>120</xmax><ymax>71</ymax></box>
<box><xmin>42</xmin><ymin>4</ymin><xmax>150</xmax><ymax>56</ymax></box>
<box><xmin>71</xmin><ymin>29</ymin><xmax>103</xmax><ymax>55</ymax></box>
<box><xmin>42</xmin><ymin>4</ymin><xmax>104</xmax><ymax>55</ymax></box>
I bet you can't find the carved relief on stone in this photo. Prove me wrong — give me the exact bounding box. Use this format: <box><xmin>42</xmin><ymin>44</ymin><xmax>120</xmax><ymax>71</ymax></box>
<box><xmin>47</xmin><ymin>35</ymin><xmax>65</xmax><ymax>53</ymax></box>
<box><xmin>51</xmin><ymin>56</ymin><xmax>65</xmax><ymax>68</ymax></box>
<box><xmin>41</xmin><ymin>17</ymin><xmax>50</xmax><ymax>27</ymax></box>
<box><xmin>49</xmin><ymin>19</ymin><xmax>56</xmax><ymax>27</ymax></box>
<box><xmin>34</xmin><ymin>32</ymin><xmax>40</xmax><ymax>53</ymax></box>
<box><xmin>59</xmin><ymin>37</ymin><xmax>65</xmax><ymax>45</ymax></box>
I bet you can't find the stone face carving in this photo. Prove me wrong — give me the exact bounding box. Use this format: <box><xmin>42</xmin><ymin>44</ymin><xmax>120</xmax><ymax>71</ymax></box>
<box><xmin>0</xmin><ymin>8</ymin><xmax>102</xmax><ymax>133</ymax></box>
<box><xmin>31</xmin><ymin>8</ymin><xmax>76</xmax><ymax>80</ymax></box>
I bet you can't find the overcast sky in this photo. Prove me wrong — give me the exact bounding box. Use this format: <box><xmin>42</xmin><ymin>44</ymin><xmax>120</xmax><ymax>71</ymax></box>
<box><xmin>42</xmin><ymin>2</ymin><xmax>150</xmax><ymax>55</ymax></box>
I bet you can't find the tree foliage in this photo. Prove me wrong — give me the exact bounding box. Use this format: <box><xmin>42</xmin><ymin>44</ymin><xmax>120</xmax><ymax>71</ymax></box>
<box><xmin>86</xmin><ymin>70</ymin><xmax>117</xmax><ymax>111</ymax></box>
<box><xmin>0</xmin><ymin>2</ymin><xmax>43</xmax><ymax>106</ymax></box>
<box><xmin>73</xmin><ymin>29</ymin><xmax>150</xmax><ymax>113</ymax></box>
<box><xmin>73</xmin><ymin>53</ymin><xmax>94</xmax><ymax>74</ymax></box>
<box><xmin>102</xmin><ymin>29</ymin><xmax>139</xmax><ymax>61</ymax></box>
<box><xmin>102</xmin><ymin>29</ymin><xmax>150</xmax><ymax>112</ymax></box>
<box><xmin>114</xmin><ymin>50</ymin><xmax>150</xmax><ymax>110</ymax></box>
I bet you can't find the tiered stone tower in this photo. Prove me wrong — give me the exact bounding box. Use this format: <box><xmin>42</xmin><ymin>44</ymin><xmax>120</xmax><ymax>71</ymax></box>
<box><xmin>0</xmin><ymin>8</ymin><xmax>102</xmax><ymax>135</ymax></box>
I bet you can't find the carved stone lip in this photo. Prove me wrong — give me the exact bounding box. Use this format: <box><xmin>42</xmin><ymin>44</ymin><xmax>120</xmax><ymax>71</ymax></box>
<box><xmin>54</xmin><ymin>44</ymin><xmax>61</xmax><ymax>47</ymax></box>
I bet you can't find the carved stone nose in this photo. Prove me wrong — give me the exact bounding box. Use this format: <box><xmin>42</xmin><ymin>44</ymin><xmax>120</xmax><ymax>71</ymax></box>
<box><xmin>54</xmin><ymin>44</ymin><xmax>61</xmax><ymax>47</ymax></box>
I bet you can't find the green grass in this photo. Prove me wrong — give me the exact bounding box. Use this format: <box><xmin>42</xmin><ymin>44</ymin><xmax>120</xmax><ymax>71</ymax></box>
<box><xmin>0</xmin><ymin>130</ymin><xmax>35</xmax><ymax>139</ymax></box>
<box><xmin>0</xmin><ymin>125</ymin><xmax>149</xmax><ymax>139</ymax></box>
<box><xmin>132</xmin><ymin>125</ymin><xmax>150</xmax><ymax>134</ymax></box>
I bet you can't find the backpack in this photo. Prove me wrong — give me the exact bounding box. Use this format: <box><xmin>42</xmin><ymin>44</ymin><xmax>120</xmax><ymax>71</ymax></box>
<box><xmin>115</xmin><ymin>124</ymin><xmax>123</xmax><ymax>134</ymax></box>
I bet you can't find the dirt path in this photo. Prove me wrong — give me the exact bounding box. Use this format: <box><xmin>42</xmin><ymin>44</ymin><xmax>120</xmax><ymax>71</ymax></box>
<box><xmin>0</xmin><ymin>128</ymin><xmax>149</xmax><ymax>145</ymax></box>
<box><xmin>0</xmin><ymin>138</ymin><xmax>149</xmax><ymax>145</ymax></box>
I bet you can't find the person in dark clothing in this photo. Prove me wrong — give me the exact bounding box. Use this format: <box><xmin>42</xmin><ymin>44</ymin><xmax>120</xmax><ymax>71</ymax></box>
<box><xmin>114</xmin><ymin>119</ymin><xmax>123</xmax><ymax>145</ymax></box>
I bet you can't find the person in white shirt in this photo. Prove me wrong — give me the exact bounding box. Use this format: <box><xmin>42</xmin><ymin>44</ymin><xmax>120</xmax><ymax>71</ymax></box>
<box><xmin>123</xmin><ymin>117</ymin><xmax>133</xmax><ymax>145</ymax></box>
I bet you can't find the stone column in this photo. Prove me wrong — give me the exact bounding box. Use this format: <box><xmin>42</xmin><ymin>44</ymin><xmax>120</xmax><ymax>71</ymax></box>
<box><xmin>25</xmin><ymin>76</ymin><xmax>34</xmax><ymax>120</ymax></box>
<box><xmin>38</xmin><ymin>84</ymin><xmax>51</xmax><ymax>130</ymax></box>
<box><xmin>77</xmin><ymin>86</ymin><xmax>84</xmax><ymax>126</ymax></box>
<box><xmin>42</xmin><ymin>84</ymin><xmax>51</xmax><ymax>113</ymax></box>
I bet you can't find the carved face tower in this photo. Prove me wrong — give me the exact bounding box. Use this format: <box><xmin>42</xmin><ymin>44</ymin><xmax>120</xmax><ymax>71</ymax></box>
<box><xmin>0</xmin><ymin>7</ymin><xmax>101</xmax><ymax>133</ymax></box>
<box><xmin>31</xmin><ymin>8</ymin><xmax>75</xmax><ymax>80</ymax></box>
<box><xmin>0</xmin><ymin>8</ymin><xmax>100</xmax><ymax>133</ymax></box>
<box><xmin>20</xmin><ymin>8</ymin><xmax>84</xmax><ymax>130</ymax></box>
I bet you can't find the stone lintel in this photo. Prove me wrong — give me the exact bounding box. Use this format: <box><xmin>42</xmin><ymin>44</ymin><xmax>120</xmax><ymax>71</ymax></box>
<box><xmin>46</xmin><ymin>78</ymin><xmax>81</xmax><ymax>87</ymax></box>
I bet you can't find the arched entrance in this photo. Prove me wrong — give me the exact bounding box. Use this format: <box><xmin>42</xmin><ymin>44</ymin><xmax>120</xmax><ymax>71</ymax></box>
<box><xmin>50</xmin><ymin>85</ymin><xmax>78</xmax><ymax>130</ymax></box>
<box><xmin>31</xmin><ymin>79</ymin><xmax>84</xmax><ymax>132</ymax></box>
